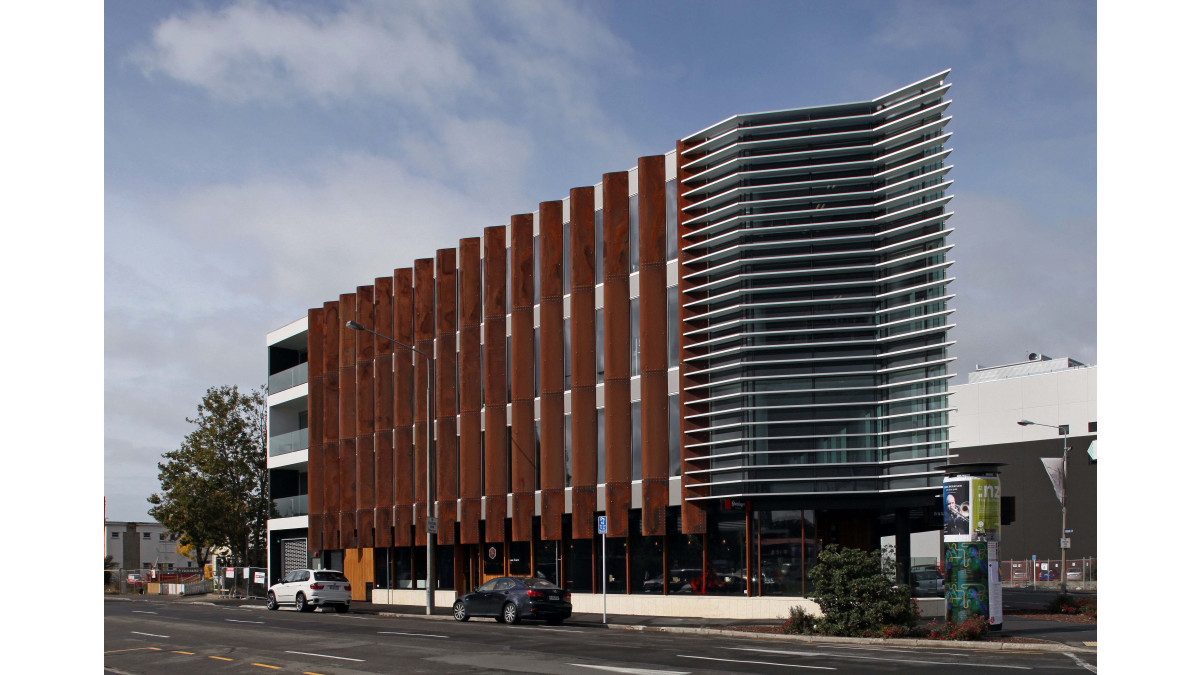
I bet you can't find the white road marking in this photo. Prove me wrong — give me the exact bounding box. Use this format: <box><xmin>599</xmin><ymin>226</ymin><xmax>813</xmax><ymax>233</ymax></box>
<box><xmin>377</xmin><ymin>631</ymin><xmax>449</xmax><ymax>639</ymax></box>
<box><xmin>824</xmin><ymin>645</ymin><xmax>970</xmax><ymax>656</ymax></box>
<box><xmin>285</xmin><ymin>650</ymin><xmax>365</xmax><ymax>662</ymax></box>
<box><xmin>131</xmin><ymin>631</ymin><xmax>170</xmax><ymax>638</ymax></box>
<box><xmin>225</xmin><ymin>619</ymin><xmax>264</xmax><ymax>624</ymax></box>
<box><xmin>732</xmin><ymin>647</ymin><xmax>1032</xmax><ymax>670</ymax></box>
<box><xmin>1064</xmin><ymin>652</ymin><xmax>1098</xmax><ymax>673</ymax></box>
<box><xmin>512</xmin><ymin>625</ymin><xmax>586</xmax><ymax>633</ymax></box>
<box><xmin>131</xmin><ymin>610</ymin><xmax>157</xmax><ymax>615</ymax></box>
<box><xmin>570</xmin><ymin>665</ymin><xmax>691</xmax><ymax>674</ymax></box>
<box><xmin>678</xmin><ymin>655</ymin><xmax>833</xmax><ymax>670</ymax></box>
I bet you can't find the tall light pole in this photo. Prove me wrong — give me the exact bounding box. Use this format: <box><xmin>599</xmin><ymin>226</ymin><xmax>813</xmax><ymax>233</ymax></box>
<box><xmin>1018</xmin><ymin>419</ymin><xmax>1070</xmax><ymax>593</ymax></box>
<box><xmin>347</xmin><ymin>320</ymin><xmax>435</xmax><ymax>615</ymax></box>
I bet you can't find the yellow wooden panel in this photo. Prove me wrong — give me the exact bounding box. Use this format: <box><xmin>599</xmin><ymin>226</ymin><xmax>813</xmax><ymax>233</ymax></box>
<box><xmin>342</xmin><ymin>548</ymin><xmax>374</xmax><ymax>601</ymax></box>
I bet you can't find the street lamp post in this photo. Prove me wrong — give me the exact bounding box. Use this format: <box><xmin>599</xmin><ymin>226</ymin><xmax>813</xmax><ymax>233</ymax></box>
<box><xmin>1018</xmin><ymin>419</ymin><xmax>1070</xmax><ymax>593</ymax></box>
<box><xmin>347</xmin><ymin>320</ymin><xmax>435</xmax><ymax>615</ymax></box>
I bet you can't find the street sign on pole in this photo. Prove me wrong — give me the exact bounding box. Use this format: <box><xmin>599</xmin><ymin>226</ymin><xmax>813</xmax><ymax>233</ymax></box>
<box><xmin>426</xmin><ymin>517</ymin><xmax>438</xmax><ymax>534</ymax></box>
<box><xmin>1060</xmin><ymin>537</ymin><xmax>1071</xmax><ymax>549</ymax></box>
<box><xmin>598</xmin><ymin>516</ymin><xmax>607</xmax><ymax>534</ymax></box>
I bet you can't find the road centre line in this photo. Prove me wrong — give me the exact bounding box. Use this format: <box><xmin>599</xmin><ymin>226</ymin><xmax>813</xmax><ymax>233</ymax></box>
<box><xmin>824</xmin><ymin>645</ymin><xmax>971</xmax><ymax>656</ymax></box>
<box><xmin>513</xmin><ymin>625</ymin><xmax>586</xmax><ymax>633</ymax></box>
<box><xmin>104</xmin><ymin>647</ymin><xmax>162</xmax><ymax>654</ymax></box>
<box><xmin>731</xmin><ymin>647</ymin><xmax>1032</xmax><ymax>670</ymax></box>
<box><xmin>131</xmin><ymin>610</ymin><xmax>158</xmax><ymax>614</ymax></box>
<box><xmin>209</xmin><ymin>656</ymin><xmax>233</xmax><ymax>661</ymax></box>
<box><xmin>377</xmin><ymin>631</ymin><xmax>448</xmax><ymax>639</ymax></box>
<box><xmin>286</xmin><ymin>650</ymin><xmax>366</xmax><ymax>662</ymax></box>
<box><xmin>171</xmin><ymin>651</ymin><xmax>195</xmax><ymax>655</ymax></box>
<box><xmin>252</xmin><ymin>664</ymin><xmax>281</xmax><ymax>669</ymax></box>
<box><xmin>570</xmin><ymin>665</ymin><xmax>691</xmax><ymax>674</ymax></box>
<box><xmin>225</xmin><ymin>618</ymin><xmax>265</xmax><ymax>624</ymax></box>
<box><xmin>131</xmin><ymin>631</ymin><xmax>170</xmax><ymax>638</ymax></box>
<box><xmin>678</xmin><ymin>655</ymin><xmax>834</xmax><ymax>670</ymax></box>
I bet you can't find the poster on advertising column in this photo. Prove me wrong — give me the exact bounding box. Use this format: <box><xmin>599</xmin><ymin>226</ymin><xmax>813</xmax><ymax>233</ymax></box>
<box><xmin>943</xmin><ymin>479</ymin><xmax>972</xmax><ymax>541</ymax></box>
<box><xmin>971</xmin><ymin>477</ymin><xmax>1001</xmax><ymax>541</ymax></box>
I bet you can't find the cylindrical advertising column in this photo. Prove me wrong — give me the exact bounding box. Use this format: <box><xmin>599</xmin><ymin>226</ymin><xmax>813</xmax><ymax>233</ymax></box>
<box><xmin>943</xmin><ymin>465</ymin><xmax>1003</xmax><ymax>629</ymax></box>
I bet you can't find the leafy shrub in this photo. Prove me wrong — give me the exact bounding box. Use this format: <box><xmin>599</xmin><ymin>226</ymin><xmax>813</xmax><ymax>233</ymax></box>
<box><xmin>927</xmin><ymin>614</ymin><xmax>990</xmax><ymax>640</ymax></box>
<box><xmin>806</xmin><ymin>544</ymin><xmax>922</xmax><ymax>637</ymax></box>
<box><xmin>781</xmin><ymin>605</ymin><xmax>817</xmax><ymax>634</ymax></box>
<box><xmin>1048</xmin><ymin>594</ymin><xmax>1097</xmax><ymax>619</ymax></box>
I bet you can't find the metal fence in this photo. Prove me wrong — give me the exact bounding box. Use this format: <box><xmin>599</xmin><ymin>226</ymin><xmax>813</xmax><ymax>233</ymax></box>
<box><xmin>213</xmin><ymin>566</ymin><xmax>270</xmax><ymax>599</ymax></box>
<box><xmin>104</xmin><ymin>568</ymin><xmax>209</xmax><ymax>595</ymax></box>
<box><xmin>1001</xmin><ymin>557</ymin><xmax>1097</xmax><ymax>589</ymax></box>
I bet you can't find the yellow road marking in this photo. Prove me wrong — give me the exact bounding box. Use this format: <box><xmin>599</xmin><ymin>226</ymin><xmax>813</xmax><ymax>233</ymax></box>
<box><xmin>303</xmin><ymin>672</ymin><xmax>328</xmax><ymax>675</ymax></box>
<box><xmin>209</xmin><ymin>656</ymin><xmax>234</xmax><ymax>661</ymax></box>
<box><xmin>171</xmin><ymin>651</ymin><xmax>195</xmax><ymax>655</ymax></box>
<box><xmin>105</xmin><ymin>647</ymin><xmax>162</xmax><ymax>654</ymax></box>
<box><xmin>252</xmin><ymin>664</ymin><xmax>281</xmax><ymax>670</ymax></box>
<box><xmin>1084</xmin><ymin>641</ymin><xmax>1097</xmax><ymax>646</ymax></box>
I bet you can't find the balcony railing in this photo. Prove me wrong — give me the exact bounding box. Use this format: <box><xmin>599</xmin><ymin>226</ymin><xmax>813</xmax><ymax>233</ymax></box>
<box><xmin>268</xmin><ymin>362</ymin><xmax>308</xmax><ymax>394</ymax></box>
<box><xmin>272</xmin><ymin>494</ymin><xmax>308</xmax><ymax>518</ymax></box>
<box><xmin>268</xmin><ymin>428</ymin><xmax>308</xmax><ymax>457</ymax></box>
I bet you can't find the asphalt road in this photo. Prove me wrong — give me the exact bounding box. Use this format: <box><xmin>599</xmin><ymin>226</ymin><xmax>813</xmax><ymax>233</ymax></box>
<box><xmin>105</xmin><ymin>598</ymin><xmax>1097</xmax><ymax>674</ymax></box>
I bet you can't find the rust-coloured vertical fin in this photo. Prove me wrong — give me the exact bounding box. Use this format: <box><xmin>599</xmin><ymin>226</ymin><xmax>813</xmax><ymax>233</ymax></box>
<box><xmin>355</xmin><ymin>285</ymin><xmax>375</xmax><ymax>549</ymax></box>
<box><xmin>482</xmin><ymin>226</ymin><xmax>508</xmax><ymax>544</ymax></box>
<box><xmin>306</xmin><ymin>307</ymin><xmax>325</xmax><ymax>550</ymax></box>
<box><xmin>569</xmin><ymin>186</ymin><xmax>597</xmax><ymax>539</ymax></box>
<box><xmin>321</xmin><ymin>301</ymin><xmax>340</xmax><ymax>549</ymax></box>
<box><xmin>435</xmin><ymin>248</ymin><xmax>459</xmax><ymax>545</ymax></box>
<box><xmin>638</xmin><ymin>155</ymin><xmax>669</xmax><ymax>536</ymax></box>
<box><xmin>413</xmin><ymin>259</ymin><xmax>435</xmax><ymax>546</ymax></box>
<box><xmin>602</xmin><ymin>172</ymin><xmax>632</xmax><ymax>538</ymax></box>
<box><xmin>458</xmin><ymin>238</ymin><xmax>483</xmax><ymax>545</ymax></box>
<box><xmin>676</xmin><ymin>139</ymin><xmax>708</xmax><ymax>534</ymax></box>
<box><xmin>510</xmin><ymin>214</ymin><xmax>536</xmax><ymax>543</ymax></box>
<box><xmin>392</xmin><ymin>269</ymin><xmax>415</xmax><ymax>546</ymax></box>
<box><xmin>338</xmin><ymin>293</ymin><xmax>358</xmax><ymax>549</ymax></box>
<box><xmin>373</xmin><ymin>276</ymin><xmax>395</xmax><ymax>548</ymax></box>
<box><xmin>538</xmin><ymin>201</ymin><xmax>565</xmax><ymax>541</ymax></box>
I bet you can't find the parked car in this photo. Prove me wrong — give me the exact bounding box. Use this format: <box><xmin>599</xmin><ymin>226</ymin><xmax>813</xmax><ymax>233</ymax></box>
<box><xmin>910</xmin><ymin>568</ymin><xmax>944</xmax><ymax>597</ymax></box>
<box><xmin>1038</xmin><ymin>569</ymin><xmax>1058</xmax><ymax>581</ymax></box>
<box><xmin>267</xmin><ymin>569</ymin><xmax>351</xmax><ymax>613</ymax></box>
<box><xmin>1066</xmin><ymin>568</ymin><xmax>1083</xmax><ymax>581</ymax></box>
<box><xmin>452</xmin><ymin>577</ymin><xmax>571</xmax><ymax>625</ymax></box>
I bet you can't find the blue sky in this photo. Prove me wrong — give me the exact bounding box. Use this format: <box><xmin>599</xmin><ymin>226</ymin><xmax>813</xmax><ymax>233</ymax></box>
<box><xmin>100</xmin><ymin>0</ymin><xmax>1096</xmax><ymax>522</ymax></box>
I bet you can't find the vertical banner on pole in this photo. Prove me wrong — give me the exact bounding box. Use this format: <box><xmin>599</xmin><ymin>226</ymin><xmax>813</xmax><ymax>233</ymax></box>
<box><xmin>943</xmin><ymin>466</ymin><xmax>1003</xmax><ymax>630</ymax></box>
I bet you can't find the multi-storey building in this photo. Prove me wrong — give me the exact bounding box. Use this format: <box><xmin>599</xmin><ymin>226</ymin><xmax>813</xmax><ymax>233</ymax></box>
<box><xmin>105</xmin><ymin>520</ymin><xmax>193</xmax><ymax>570</ymax></box>
<box><xmin>267</xmin><ymin>71</ymin><xmax>956</xmax><ymax>615</ymax></box>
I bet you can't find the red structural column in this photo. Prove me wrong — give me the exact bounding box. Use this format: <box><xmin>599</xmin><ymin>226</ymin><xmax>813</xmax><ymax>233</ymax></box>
<box><xmin>675</xmin><ymin>140</ymin><xmax>708</xmax><ymax>534</ymax></box>
<box><xmin>602</xmin><ymin>172</ymin><xmax>632</xmax><ymax>539</ymax></box>
<box><xmin>392</xmin><ymin>269</ymin><xmax>415</xmax><ymax>547</ymax></box>
<box><xmin>355</xmin><ymin>285</ymin><xmax>376</xmax><ymax>548</ymax></box>
<box><xmin>321</xmin><ymin>301</ymin><xmax>340</xmax><ymax>549</ymax></box>
<box><xmin>510</xmin><ymin>214</ymin><xmax>536</xmax><ymax>543</ymax></box>
<box><xmin>373</xmin><ymin>276</ymin><xmax>395</xmax><ymax>548</ymax></box>
<box><xmin>338</xmin><ymin>293</ymin><xmax>358</xmax><ymax>548</ymax></box>
<box><xmin>637</xmin><ymin>155</ymin><xmax>669</xmax><ymax>536</ymax></box>
<box><xmin>458</xmin><ymin>238</ymin><xmax>483</xmax><ymax>545</ymax></box>
<box><xmin>413</xmin><ymin>259</ymin><xmax>435</xmax><ymax>546</ymax></box>
<box><xmin>482</xmin><ymin>226</ymin><xmax>508</xmax><ymax>544</ymax></box>
<box><xmin>569</xmin><ymin>186</ymin><xmax>597</xmax><ymax>539</ymax></box>
<box><xmin>306</xmin><ymin>306</ymin><xmax>325</xmax><ymax>550</ymax></box>
<box><xmin>538</xmin><ymin>200</ymin><xmax>565</xmax><ymax>541</ymax></box>
<box><xmin>435</xmin><ymin>248</ymin><xmax>459</xmax><ymax>545</ymax></box>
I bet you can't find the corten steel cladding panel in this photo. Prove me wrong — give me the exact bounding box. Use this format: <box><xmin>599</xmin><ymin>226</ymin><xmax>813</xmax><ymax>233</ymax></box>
<box><xmin>373</xmin><ymin>276</ymin><xmax>395</xmax><ymax>548</ymax></box>
<box><xmin>602</xmin><ymin>171</ymin><xmax>632</xmax><ymax>539</ymax></box>
<box><xmin>675</xmin><ymin>139</ymin><xmax>707</xmax><ymax>535</ymax></box>
<box><xmin>321</xmin><ymin>301</ymin><xmax>340</xmax><ymax>549</ymax></box>
<box><xmin>338</xmin><ymin>293</ymin><xmax>358</xmax><ymax>548</ymax></box>
<box><xmin>510</xmin><ymin>214</ymin><xmax>536</xmax><ymax>543</ymax></box>
<box><xmin>569</xmin><ymin>186</ymin><xmax>597</xmax><ymax>539</ymax></box>
<box><xmin>458</xmin><ymin>238</ymin><xmax>483</xmax><ymax>544</ymax></box>
<box><xmin>355</xmin><ymin>285</ymin><xmax>376</xmax><ymax>545</ymax></box>
<box><xmin>413</xmin><ymin>259</ymin><xmax>434</xmax><ymax>541</ymax></box>
<box><xmin>537</xmin><ymin>200</ymin><xmax>565</xmax><ymax>541</ymax></box>
<box><xmin>392</xmin><ymin>269</ymin><xmax>415</xmax><ymax>546</ymax></box>
<box><xmin>637</xmin><ymin>155</ymin><xmax>669</xmax><ymax>537</ymax></box>
<box><xmin>435</xmin><ymin>248</ymin><xmax>459</xmax><ymax>545</ymax></box>
<box><xmin>306</xmin><ymin>307</ymin><xmax>325</xmax><ymax>549</ymax></box>
<box><xmin>482</xmin><ymin>226</ymin><xmax>508</xmax><ymax>543</ymax></box>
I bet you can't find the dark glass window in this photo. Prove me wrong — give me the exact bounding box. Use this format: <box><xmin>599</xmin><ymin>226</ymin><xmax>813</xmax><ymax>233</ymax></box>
<box><xmin>668</xmin><ymin>394</ymin><xmax>681</xmax><ymax>477</ymax></box>
<box><xmin>630</xmin><ymin>297</ymin><xmax>640</xmax><ymax>377</ymax></box>
<box><xmin>629</xmin><ymin>193</ymin><xmax>639</xmax><ymax>273</ymax></box>
<box><xmin>628</xmin><ymin>511</ymin><xmax>663</xmax><ymax>594</ymax></box>
<box><xmin>665</xmin><ymin>508</ymin><xmax>703</xmax><ymax>594</ymax></box>
<box><xmin>598</xmin><ymin>529</ymin><xmax>627</xmax><ymax>593</ymax></box>
<box><xmin>666</xmin><ymin>179</ymin><xmax>678</xmax><ymax>260</ymax></box>
<box><xmin>564</xmin><ymin>523</ymin><xmax>593</xmax><ymax>592</ymax></box>
<box><xmin>631</xmin><ymin>401</ymin><xmax>641</xmax><ymax>481</ymax></box>
<box><xmin>667</xmin><ymin>286</ymin><xmax>679</xmax><ymax>369</ymax></box>
<box><xmin>595</xmin><ymin>208</ymin><xmax>604</xmax><ymax>285</ymax></box>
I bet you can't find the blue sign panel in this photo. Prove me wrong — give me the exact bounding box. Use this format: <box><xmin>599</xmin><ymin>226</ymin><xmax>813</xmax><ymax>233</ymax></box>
<box><xmin>598</xmin><ymin>516</ymin><xmax>607</xmax><ymax>534</ymax></box>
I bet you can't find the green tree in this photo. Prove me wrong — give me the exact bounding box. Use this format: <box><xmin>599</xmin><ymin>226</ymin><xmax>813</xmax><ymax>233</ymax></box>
<box><xmin>148</xmin><ymin>385</ymin><xmax>273</xmax><ymax>568</ymax></box>
<box><xmin>806</xmin><ymin>544</ymin><xmax>921</xmax><ymax>637</ymax></box>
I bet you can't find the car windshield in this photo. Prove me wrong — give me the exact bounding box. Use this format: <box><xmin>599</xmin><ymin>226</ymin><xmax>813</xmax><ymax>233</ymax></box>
<box><xmin>314</xmin><ymin>571</ymin><xmax>349</xmax><ymax>582</ymax></box>
<box><xmin>518</xmin><ymin>578</ymin><xmax>559</xmax><ymax>589</ymax></box>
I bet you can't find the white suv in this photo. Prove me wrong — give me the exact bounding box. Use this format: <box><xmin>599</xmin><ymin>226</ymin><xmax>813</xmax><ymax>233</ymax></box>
<box><xmin>267</xmin><ymin>569</ymin><xmax>352</xmax><ymax>613</ymax></box>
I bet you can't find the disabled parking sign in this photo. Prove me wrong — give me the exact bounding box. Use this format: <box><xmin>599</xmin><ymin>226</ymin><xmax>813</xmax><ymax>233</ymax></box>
<box><xmin>598</xmin><ymin>516</ymin><xmax>607</xmax><ymax>534</ymax></box>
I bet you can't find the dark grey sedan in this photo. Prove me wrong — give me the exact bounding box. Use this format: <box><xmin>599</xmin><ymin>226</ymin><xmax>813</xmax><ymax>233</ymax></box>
<box><xmin>452</xmin><ymin>577</ymin><xmax>572</xmax><ymax>625</ymax></box>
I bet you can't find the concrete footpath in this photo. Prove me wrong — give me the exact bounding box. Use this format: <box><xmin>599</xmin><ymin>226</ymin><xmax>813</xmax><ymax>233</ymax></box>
<box><xmin>133</xmin><ymin>593</ymin><xmax>1096</xmax><ymax>654</ymax></box>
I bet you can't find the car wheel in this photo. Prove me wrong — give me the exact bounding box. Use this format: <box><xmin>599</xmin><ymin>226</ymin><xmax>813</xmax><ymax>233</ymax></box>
<box><xmin>503</xmin><ymin>602</ymin><xmax>521</xmax><ymax>625</ymax></box>
<box><xmin>453</xmin><ymin>601</ymin><xmax>469</xmax><ymax>622</ymax></box>
<box><xmin>267</xmin><ymin>592</ymin><xmax>278</xmax><ymax>611</ymax></box>
<box><xmin>335</xmin><ymin>603</ymin><xmax>349</xmax><ymax>614</ymax></box>
<box><xmin>295</xmin><ymin>593</ymin><xmax>307</xmax><ymax>612</ymax></box>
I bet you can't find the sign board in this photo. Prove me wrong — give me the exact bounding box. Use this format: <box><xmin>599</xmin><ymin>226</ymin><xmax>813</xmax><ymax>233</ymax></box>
<box><xmin>254</xmin><ymin>571</ymin><xmax>265</xmax><ymax>584</ymax></box>
<box><xmin>1031</xmin><ymin>554</ymin><xmax>1037</xmax><ymax>562</ymax></box>
<box><xmin>597</xmin><ymin>516</ymin><xmax>607</xmax><ymax>534</ymax></box>
<box><xmin>426</xmin><ymin>517</ymin><xmax>438</xmax><ymax>534</ymax></box>
<box><xmin>244</xmin><ymin>567</ymin><xmax>251</xmax><ymax>579</ymax></box>
<box><xmin>1060</xmin><ymin>537</ymin><xmax>1071</xmax><ymax>549</ymax></box>
<box><xmin>225</xmin><ymin>567</ymin><xmax>234</xmax><ymax>579</ymax></box>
